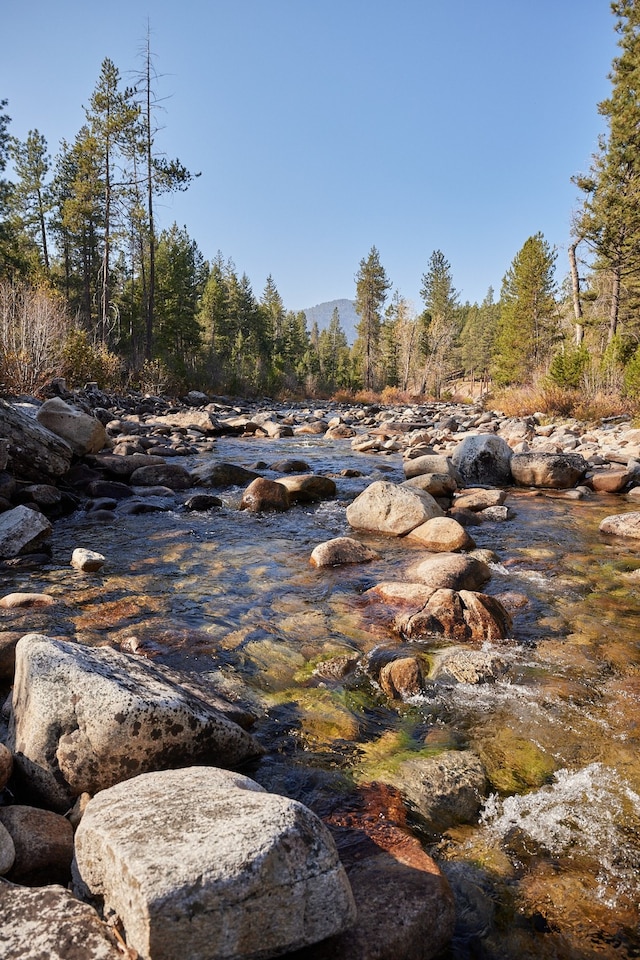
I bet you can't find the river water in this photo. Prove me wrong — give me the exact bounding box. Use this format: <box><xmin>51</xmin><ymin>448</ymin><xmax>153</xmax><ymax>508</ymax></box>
<box><xmin>3</xmin><ymin>432</ymin><xmax>640</xmax><ymax>958</ymax></box>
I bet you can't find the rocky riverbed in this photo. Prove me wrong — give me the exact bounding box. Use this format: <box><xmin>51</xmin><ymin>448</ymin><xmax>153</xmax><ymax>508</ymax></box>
<box><xmin>2</xmin><ymin>383</ymin><xmax>640</xmax><ymax>959</ymax></box>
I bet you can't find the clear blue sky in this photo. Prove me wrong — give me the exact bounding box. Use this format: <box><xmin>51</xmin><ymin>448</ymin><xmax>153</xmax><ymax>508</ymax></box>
<box><xmin>4</xmin><ymin>0</ymin><xmax>617</xmax><ymax>313</ymax></box>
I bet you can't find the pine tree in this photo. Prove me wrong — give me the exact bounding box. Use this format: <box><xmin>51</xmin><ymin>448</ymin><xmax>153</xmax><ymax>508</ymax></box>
<box><xmin>492</xmin><ymin>234</ymin><xmax>558</xmax><ymax>386</ymax></box>
<box><xmin>419</xmin><ymin>250</ymin><xmax>460</xmax><ymax>397</ymax></box>
<box><xmin>154</xmin><ymin>223</ymin><xmax>206</xmax><ymax>377</ymax></box>
<box><xmin>85</xmin><ymin>58</ymin><xmax>140</xmax><ymax>343</ymax></box>
<box><xmin>354</xmin><ymin>246</ymin><xmax>391</xmax><ymax>390</ymax></box>
<box><xmin>572</xmin><ymin>0</ymin><xmax>640</xmax><ymax>342</ymax></box>
<box><xmin>9</xmin><ymin>130</ymin><xmax>52</xmax><ymax>274</ymax></box>
<box><xmin>460</xmin><ymin>287</ymin><xmax>499</xmax><ymax>385</ymax></box>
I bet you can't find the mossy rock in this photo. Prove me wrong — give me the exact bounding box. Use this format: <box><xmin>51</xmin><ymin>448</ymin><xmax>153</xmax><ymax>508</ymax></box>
<box><xmin>478</xmin><ymin>728</ymin><xmax>556</xmax><ymax>794</ymax></box>
<box><xmin>272</xmin><ymin>687</ymin><xmax>361</xmax><ymax>747</ymax></box>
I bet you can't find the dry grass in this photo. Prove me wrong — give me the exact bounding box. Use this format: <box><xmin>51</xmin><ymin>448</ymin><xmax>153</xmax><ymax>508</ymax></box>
<box><xmin>492</xmin><ymin>384</ymin><xmax>635</xmax><ymax>423</ymax></box>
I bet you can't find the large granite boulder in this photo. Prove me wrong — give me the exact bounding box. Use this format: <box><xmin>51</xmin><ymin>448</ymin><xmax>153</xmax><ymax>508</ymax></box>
<box><xmin>240</xmin><ymin>476</ymin><xmax>290</xmax><ymax>512</ymax></box>
<box><xmin>510</xmin><ymin>451</ymin><xmax>588</xmax><ymax>489</ymax></box>
<box><xmin>72</xmin><ymin>767</ymin><xmax>356</xmax><ymax>960</ymax></box>
<box><xmin>0</xmin><ymin>505</ymin><xmax>52</xmax><ymax>559</ymax></box>
<box><xmin>8</xmin><ymin>634</ymin><xmax>262</xmax><ymax>811</ymax></box>
<box><xmin>347</xmin><ymin>481</ymin><xmax>444</xmax><ymax>536</ymax></box>
<box><xmin>451</xmin><ymin>434</ymin><xmax>513</xmax><ymax>486</ymax></box>
<box><xmin>0</xmin><ymin>883</ymin><xmax>122</xmax><ymax>960</ymax></box>
<box><xmin>36</xmin><ymin>397</ymin><xmax>107</xmax><ymax>456</ymax></box>
<box><xmin>0</xmin><ymin>398</ymin><xmax>73</xmax><ymax>481</ymax></box>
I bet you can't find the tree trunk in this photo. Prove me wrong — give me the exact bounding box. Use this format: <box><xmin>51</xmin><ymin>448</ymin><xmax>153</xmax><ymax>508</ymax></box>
<box><xmin>568</xmin><ymin>240</ymin><xmax>584</xmax><ymax>346</ymax></box>
<box><xmin>608</xmin><ymin>262</ymin><xmax>621</xmax><ymax>343</ymax></box>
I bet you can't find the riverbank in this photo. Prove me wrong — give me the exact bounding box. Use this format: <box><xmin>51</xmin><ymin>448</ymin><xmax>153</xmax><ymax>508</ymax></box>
<box><xmin>2</xmin><ymin>386</ymin><xmax>640</xmax><ymax>959</ymax></box>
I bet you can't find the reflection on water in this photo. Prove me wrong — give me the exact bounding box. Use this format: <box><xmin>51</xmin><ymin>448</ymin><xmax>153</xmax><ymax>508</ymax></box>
<box><xmin>2</xmin><ymin>435</ymin><xmax>640</xmax><ymax>956</ymax></box>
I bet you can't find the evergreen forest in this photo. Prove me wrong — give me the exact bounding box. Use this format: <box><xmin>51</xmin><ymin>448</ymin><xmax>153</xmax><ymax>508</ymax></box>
<box><xmin>3</xmin><ymin>3</ymin><xmax>640</xmax><ymax>416</ymax></box>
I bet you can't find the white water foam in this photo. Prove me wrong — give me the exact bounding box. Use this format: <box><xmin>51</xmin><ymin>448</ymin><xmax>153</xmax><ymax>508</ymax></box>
<box><xmin>480</xmin><ymin>763</ymin><xmax>640</xmax><ymax>901</ymax></box>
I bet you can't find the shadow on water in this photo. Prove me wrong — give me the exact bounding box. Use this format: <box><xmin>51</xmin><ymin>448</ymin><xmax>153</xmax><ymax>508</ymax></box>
<box><xmin>2</xmin><ymin>436</ymin><xmax>640</xmax><ymax>956</ymax></box>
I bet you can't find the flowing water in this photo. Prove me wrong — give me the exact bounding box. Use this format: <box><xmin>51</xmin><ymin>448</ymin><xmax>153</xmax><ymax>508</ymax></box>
<box><xmin>2</xmin><ymin>432</ymin><xmax>640</xmax><ymax>958</ymax></box>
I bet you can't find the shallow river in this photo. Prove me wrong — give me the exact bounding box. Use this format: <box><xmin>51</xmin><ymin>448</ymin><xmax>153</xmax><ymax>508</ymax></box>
<box><xmin>3</xmin><ymin>432</ymin><xmax>640</xmax><ymax>958</ymax></box>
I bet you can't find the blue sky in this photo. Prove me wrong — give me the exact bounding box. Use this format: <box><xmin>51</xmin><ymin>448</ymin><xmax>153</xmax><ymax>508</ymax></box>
<box><xmin>4</xmin><ymin>1</ymin><xmax>617</xmax><ymax>312</ymax></box>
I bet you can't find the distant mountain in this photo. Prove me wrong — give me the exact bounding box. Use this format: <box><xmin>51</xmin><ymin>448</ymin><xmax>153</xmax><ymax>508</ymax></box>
<box><xmin>302</xmin><ymin>299</ymin><xmax>359</xmax><ymax>345</ymax></box>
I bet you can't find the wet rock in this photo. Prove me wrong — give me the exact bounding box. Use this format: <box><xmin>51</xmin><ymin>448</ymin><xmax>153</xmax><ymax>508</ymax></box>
<box><xmin>0</xmin><ymin>398</ymin><xmax>73</xmax><ymax>481</ymax></box>
<box><xmin>0</xmin><ymin>632</ymin><xmax>21</xmax><ymax>680</ymax></box>
<box><xmin>453</xmin><ymin>487</ymin><xmax>507</xmax><ymax>511</ymax></box>
<box><xmin>408</xmin><ymin>553</ymin><xmax>491</xmax><ymax>592</ymax></box>
<box><xmin>184</xmin><ymin>493</ymin><xmax>223</xmax><ymax>511</ymax></box>
<box><xmin>0</xmin><ymin>741</ymin><xmax>13</xmax><ymax>789</ymax></box>
<box><xmin>72</xmin><ymin>766</ymin><xmax>356</xmax><ymax>960</ymax></box>
<box><xmin>394</xmin><ymin>749</ymin><xmax>488</xmax><ymax>836</ymax></box>
<box><xmin>71</xmin><ymin>549</ymin><xmax>105</xmax><ymax>573</ymax></box>
<box><xmin>431</xmin><ymin>647</ymin><xmax>508</xmax><ymax>684</ymax></box>
<box><xmin>311</xmin><ymin>536</ymin><xmax>379</xmax><ymax>567</ymax></box>
<box><xmin>511</xmin><ymin>451</ymin><xmax>588</xmax><ymax>489</ymax></box>
<box><xmin>0</xmin><ymin>805</ymin><xmax>74</xmax><ymax>886</ymax></box>
<box><xmin>325</xmin><ymin>423</ymin><xmax>357</xmax><ymax>439</ymax></box>
<box><xmin>379</xmin><ymin>657</ymin><xmax>425</xmax><ymax>699</ymax></box>
<box><xmin>402</xmin><ymin>472</ymin><xmax>458</xmax><ymax>498</ymax></box>
<box><xmin>367</xmin><ymin>581</ymin><xmax>434</xmax><ymax>605</ymax></box>
<box><xmin>403</xmin><ymin>454</ymin><xmax>459</xmax><ymax>480</ymax></box>
<box><xmin>0</xmin><ymin>505</ymin><xmax>52</xmax><ymax>559</ymax></box>
<box><xmin>276</xmin><ymin>473</ymin><xmax>337</xmax><ymax>503</ymax></box>
<box><xmin>590</xmin><ymin>468</ymin><xmax>630</xmax><ymax>493</ymax></box>
<box><xmin>8</xmin><ymin>634</ymin><xmax>263</xmax><ymax>811</ymax></box>
<box><xmin>270</xmin><ymin>458</ymin><xmax>312</xmax><ymax>473</ymax></box>
<box><xmin>0</xmin><ymin>592</ymin><xmax>55</xmax><ymax>609</ymax></box>
<box><xmin>312</xmin><ymin>655</ymin><xmax>360</xmax><ymax>682</ymax></box>
<box><xmin>347</xmin><ymin>480</ymin><xmax>444</xmax><ymax>536</ymax></box>
<box><xmin>398</xmin><ymin>589</ymin><xmax>512</xmax><ymax>643</ymax></box>
<box><xmin>0</xmin><ymin>820</ymin><xmax>15</xmax><ymax>874</ymax></box>
<box><xmin>226</xmin><ymin>775</ymin><xmax>456</xmax><ymax>960</ymax></box>
<box><xmin>451</xmin><ymin>434</ymin><xmax>513</xmax><ymax>486</ymax></box>
<box><xmin>478</xmin><ymin>727</ymin><xmax>556</xmax><ymax>793</ymax></box>
<box><xmin>0</xmin><ymin>883</ymin><xmax>122</xmax><ymax>960</ymax></box>
<box><xmin>599</xmin><ymin>511</ymin><xmax>640</xmax><ymax>539</ymax></box>
<box><xmin>481</xmin><ymin>504</ymin><xmax>511</xmax><ymax>521</ymax></box>
<box><xmin>240</xmin><ymin>476</ymin><xmax>290</xmax><ymax>512</ymax></box>
<box><xmin>118</xmin><ymin>496</ymin><xmax>173</xmax><ymax>515</ymax></box>
<box><xmin>406</xmin><ymin>516</ymin><xmax>475</xmax><ymax>552</ymax></box>
<box><xmin>86</xmin><ymin>479</ymin><xmax>134</xmax><ymax>500</ymax></box>
<box><xmin>129</xmin><ymin>462</ymin><xmax>192</xmax><ymax>490</ymax></box>
<box><xmin>191</xmin><ymin>460</ymin><xmax>260</xmax><ymax>487</ymax></box>
<box><xmin>36</xmin><ymin>397</ymin><xmax>106</xmax><ymax>456</ymax></box>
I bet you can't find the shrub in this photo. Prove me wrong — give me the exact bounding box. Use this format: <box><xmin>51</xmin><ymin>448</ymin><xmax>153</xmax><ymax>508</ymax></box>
<box><xmin>60</xmin><ymin>329</ymin><xmax>124</xmax><ymax>390</ymax></box>
<box><xmin>0</xmin><ymin>281</ymin><xmax>70</xmax><ymax>396</ymax></box>
<box><xmin>546</xmin><ymin>344</ymin><xmax>590</xmax><ymax>389</ymax></box>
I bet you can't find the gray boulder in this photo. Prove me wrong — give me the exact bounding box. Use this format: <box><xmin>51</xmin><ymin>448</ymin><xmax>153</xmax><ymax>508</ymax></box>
<box><xmin>0</xmin><ymin>883</ymin><xmax>122</xmax><ymax>960</ymax></box>
<box><xmin>0</xmin><ymin>398</ymin><xmax>73</xmax><ymax>481</ymax></box>
<box><xmin>0</xmin><ymin>505</ymin><xmax>52</xmax><ymax>559</ymax></box>
<box><xmin>451</xmin><ymin>434</ymin><xmax>513</xmax><ymax>486</ymax></box>
<box><xmin>599</xmin><ymin>512</ymin><xmax>640</xmax><ymax>539</ymax></box>
<box><xmin>347</xmin><ymin>481</ymin><xmax>444</xmax><ymax>536</ymax></box>
<box><xmin>73</xmin><ymin>766</ymin><xmax>356</xmax><ymax>960</ymax></box>
<box><xmin>510</xmin><ymin>451</ymin><xmax>587</xmax><ymax>489</ymax></box>
<box><xmin>36</xmin><ymin>397</ymin><xmax>107</xmax><ymax>456</ymax></box>
<box><xmin>8</xmin><ymin>634</ymin><xmax>262</xmax><ymax>811</ymax></box>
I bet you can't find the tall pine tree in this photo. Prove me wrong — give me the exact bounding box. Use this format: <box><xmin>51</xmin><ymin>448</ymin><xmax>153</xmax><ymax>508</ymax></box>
<box><xmin>353</xmin><ymin>246</ymin><xmax>390</xmax><ymax>390</ymax></box>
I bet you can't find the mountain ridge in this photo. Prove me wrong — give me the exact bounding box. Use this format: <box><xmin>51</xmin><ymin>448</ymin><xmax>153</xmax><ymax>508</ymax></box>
<box><xmin>301</xmin><ymin>299</ymin><xmax>359</xmax><ymax>345</ymax></box>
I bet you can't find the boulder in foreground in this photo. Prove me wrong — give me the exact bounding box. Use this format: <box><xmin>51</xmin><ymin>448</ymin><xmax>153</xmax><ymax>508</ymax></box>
<box><xmin>9</xmin><ymin>634</ymin><xmax>262</xmax><ymax>811</ymax></box>
<box><xmin>73</xmin><ymin>766</ymin><xmax>356</xmax><ymax>960</ymax></box>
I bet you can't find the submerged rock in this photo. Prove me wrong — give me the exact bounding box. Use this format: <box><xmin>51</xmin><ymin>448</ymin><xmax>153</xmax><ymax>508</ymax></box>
<box><xmin>311</xmin><ymin>536</ymin><xmax>379</xmax><ymax>567</ymax></box>
<box><xmin>394</xmin><ymin>749</ymin><xmax>488</xmax><ymax>836</ymax></box>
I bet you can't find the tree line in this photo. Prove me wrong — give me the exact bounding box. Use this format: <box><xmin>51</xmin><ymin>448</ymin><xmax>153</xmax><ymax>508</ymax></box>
<box><xmin>2</xmin><ymin>2</ymin><xmax>640</xmax><ymax>403</ymax></box>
